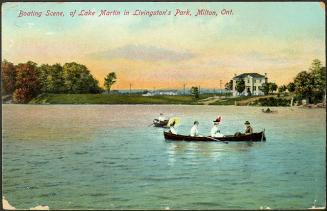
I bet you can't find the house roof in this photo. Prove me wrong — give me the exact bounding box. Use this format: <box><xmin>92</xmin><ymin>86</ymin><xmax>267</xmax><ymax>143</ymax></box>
<box><xmin>233</xmin><ymin>73</ymin><xmax>266</xmax><ymax>79</ymax></box>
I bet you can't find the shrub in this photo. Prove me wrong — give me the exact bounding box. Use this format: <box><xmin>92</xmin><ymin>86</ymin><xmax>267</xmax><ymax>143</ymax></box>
<box><xmin>254</xmin><ymin>97</ymin><xmax>290</xmax><ymax>106</ymax></box>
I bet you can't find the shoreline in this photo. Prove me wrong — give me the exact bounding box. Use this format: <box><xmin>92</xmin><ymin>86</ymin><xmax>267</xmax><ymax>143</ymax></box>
<box><xmin>2</xmin><ymin>103</ymin><xmax>325</xmax><ymax>109</ymax></box>
<box><xmin>2</xmin><ymin>93</ymin><xmax>325</xmax><ymax>108</ymax></box>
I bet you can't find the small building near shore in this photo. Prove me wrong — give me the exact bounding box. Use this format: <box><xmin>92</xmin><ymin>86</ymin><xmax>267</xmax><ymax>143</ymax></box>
<box><xmin>142</xmin><ymin>90</ymin><xmax>178</xmax><ymax>96</ymax></box>
<box><xmin>232</xmin><ymin>73</ymin><xmax>268</xmax><ymax>96</ymax></box>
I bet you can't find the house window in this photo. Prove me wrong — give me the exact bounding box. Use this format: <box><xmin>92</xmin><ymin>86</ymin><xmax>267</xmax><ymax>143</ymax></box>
<box><xmin>253</xmin><ymin>86</ymin><xmax>256</xmax><ymax>91</ymax></box>
<box><xmin>254</xmin><ymin>79</ymin><xmax>256</xmax><ymax>83</ymax></box>
<box><xmin>260</xmin><ymin>79</ymin><xmax>262</xmax><ymax>83</ymax></box>
<box><xmin>247</xmin><ymin>79</ymin><xmax>250</xmax><ymax>83</ymax></box>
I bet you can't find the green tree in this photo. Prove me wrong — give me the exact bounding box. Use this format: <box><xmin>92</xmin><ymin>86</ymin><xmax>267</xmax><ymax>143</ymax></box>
<box><xmin>278</xmin><ymin>85</ymin><xmax>287</xmax><ymax>93</ymax></box>
<box><xmin>190</xmin><ymin>86</ymin><xmax>199</xmax><ymax>99</ymax></box>
<box><xmin>224</xmin><ymin>80</ymin><xmax>233</xmax><ymax>91</ymax></box>
<box><xmin>294</xmin><ymin>71</ymin><xmax>315</xmax><ymax>103</ymax></box>
<box><xmin>104</xmin><ymin>72</ymin><xmax>117</xmax><ymax>94</ymax></box>
<box><xmin>235</xmin><ymin>79</ymin><xmax>245</xmax><ymax>95</ymax></box>
<box><xmin>269</xmin><ymin>83</ymin><xmax>278</xmax><ymax>93</ymax></box>
<box><xmin>13</xmin><ymin>61</ymin><xmax>41</xmax><ymax>103</ymax></box>
<box><xmin>1</xmin><ymin>60</ymin><xmax>16</xmax><ymax>95</ymax></box>
<box><xmin>309</xmin><ymin>59</ymin><xmax>326</xmax><ymax>102</ymax></box>
<box><xmin>37</xmin><ymin>64</ymin><xmax>51</xmax><ymax>93</ymax></box>
<box><xmin>260</xmin><ymin>82</ymin><xmax>270</xmax><ymax>95</ymax></box>
<box><xmin>287</xmin><ymin>82</ymin><xmax>296</xmax><ymax>93</ymax></box>
<box><xmin>37</xmin><ymin>64</ymin><xmax>65</xmax><ymax>93</ymax></box>
<box><xmin>63</xmin><ymin>62</ymin><xmax>101</xmax><ymax>93</ymax></box>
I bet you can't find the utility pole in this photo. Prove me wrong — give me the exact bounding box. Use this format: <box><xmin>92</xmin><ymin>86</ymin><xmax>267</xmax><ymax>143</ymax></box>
<box><xmin>183</xmin><ymin>84</ymin><xmax>186</xmax><ymax>95</ymax></box>
<box><xmin>220</xmin><ymin>80</ymin><xmax>222</xmax><ymax>94</ymax></box>
<box><xmin>129</xmin><ymin>83</ymin><xmax>132</xmax><ymax>96</ymax></box>
<box><xmin>198</xmin><ymin>85</ymin><xmax>200</xmax><ymax>95</ymax></box>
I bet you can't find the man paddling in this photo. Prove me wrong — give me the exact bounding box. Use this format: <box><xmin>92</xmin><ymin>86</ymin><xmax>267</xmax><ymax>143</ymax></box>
<box><xmin>244</xmin><ymin>121</ymin><xmax>253</xmax><ymax>134</ymax></box>
<box><xmin>158</xmin><ymin>113</ymin><xmax>167</xmax><ymax>122</ymax></box>
<box><xmin>190</xmin><ymin>121</ymin><xmax>199</xmax><ymax>137</ymax></box>
<box><xmin>211</xmin><ymin>116</ymin><xmax>224</xmax><ymax>137</ymax></box>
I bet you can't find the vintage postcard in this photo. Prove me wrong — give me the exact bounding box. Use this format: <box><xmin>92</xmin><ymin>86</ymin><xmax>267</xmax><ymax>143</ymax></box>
<box><xmin>1</xmin><ymin>2</ymin><xmax>326</xmax><ymax>210</ymax></box>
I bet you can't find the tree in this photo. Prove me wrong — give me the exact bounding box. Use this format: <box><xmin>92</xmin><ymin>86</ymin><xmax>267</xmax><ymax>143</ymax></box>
<box><xmin>104</xmin><ymin>72</ymin><xmax>117</xmax><ymax>94</ymax></box>
<box><xmin>38</xmin><ymin>63</ymin><xmax>66</xmax><ymax>93</ymax></box>
<box><xmin>190</xmin><ymin>86</ymin><xmax>199</xmax><ymax>99</ymax></box>
<box><xmin>309</xmin><ymin>59</ymin><xmax>326</xmax><ymax>102</ymax></box>
<box><xmin>235</xmin><ymin>79</ymin><xmax>245</xmax><ymax>95</ymax></box>
<box><xmin>294</xmin><ymin>71</ymin><xmax>315</xmax><ymax>103</ymax></box>
<box><xmin>37</xmin><ymin>64</ymin><xmax>51</xmax><ymax>93</ymax></box>
<box><xmin>13</xmin><ymin>61</ymin><xmax>41</xmax><ymax>103</ymax></box>
<box><xmin>1</xmin><ymin>60</ymin><xmax>16</xmax><ymax>95</ymax></box>
<box><xmin>287</xmin><ymin>82</ymin><xmax>296</xmax><ymax>93</ymax></box>
<box><xmin>224</xmin><ymin>80</ymin><xmax>233</xmax><ymax>91</ymax></box>
<box><xmin>278</xmin><ymin>85</ymin><xmax>287</xmax><ymax>93</ymax></box>
<box><xmin>63</xmin><ymin>62</ymin><xmax>101</xmax><ymax>93</ymax></box>
<box><xmin>260</xmin><ymin>82</ymin><xmax>270</xmax><ymax>95</ymax></box>
<box><xmin>269</xmin><ymin>83</ymin><xmax>278</xmax><ymax>93</ymax></box>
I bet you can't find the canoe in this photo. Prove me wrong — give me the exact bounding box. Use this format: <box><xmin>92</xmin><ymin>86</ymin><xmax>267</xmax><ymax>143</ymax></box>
<box><xmin>153</xmin><ymin>119</ymin><xmax>169</xmax><ymax>128</ymax></box>
<box><xmin>262</xmin><ymin>109</ymin><xmax>277</xmax><ymax>113</ymax></box>
<box><xmin>164</xmin><ymin>131</ymin><xmax>266</xmax><ymax>142</ymax></box>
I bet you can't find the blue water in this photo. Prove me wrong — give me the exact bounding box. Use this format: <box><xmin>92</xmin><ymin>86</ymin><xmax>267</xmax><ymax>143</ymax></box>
<box><xmin>2</xmin><ymin>105</ymin><xmax>326</xmax><ymax>209</ymax></box>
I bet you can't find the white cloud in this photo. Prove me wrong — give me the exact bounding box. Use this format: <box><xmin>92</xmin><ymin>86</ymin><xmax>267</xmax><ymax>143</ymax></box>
<box><xmin>89</xmin><ymin>44</ymin><xmax>196</xmax><ymax>62</ymax></box>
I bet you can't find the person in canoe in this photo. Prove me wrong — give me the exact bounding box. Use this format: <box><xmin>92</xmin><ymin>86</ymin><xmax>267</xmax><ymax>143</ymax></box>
<box><xmin>158</xmin><ymin>113</ymin><xmax>167</xmax><ymax>122</ymax></box>
<box><xmin>190</xmin><ymin>121</ymin><xmax>200</xmax><ymax>137</ymax></box>
<box><xmin>211</xmin><ymin>116</ymin><xmax>224</xmax><ymax>137</ymax></box>
<box><xmin>168</xmin><ymin>121</ymin><xmax>177</xmax><ymax>135</ymax></box>
<box><xmin>244</xmin><ymin>121</ymin><xmax>253</xmax><ymax>134</ymax></box>
<box><xmin>262</xmin><ymin>108</ymin><xmax>272</xmax><ymax>113</ymax></box>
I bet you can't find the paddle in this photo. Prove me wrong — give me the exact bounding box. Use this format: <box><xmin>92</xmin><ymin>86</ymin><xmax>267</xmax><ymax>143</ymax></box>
<box><xmin>261</xmin><ymin>128</ymin><xmax>266</xmax><ymax>141</ymax></box>
<box><xmin>148</xmin><ymin>123</ymin><xmax>154</xmax><ymax>127</ymax></box>
<box><xmin>199</xmin><ymin>134</ymin><xmax>228</xmax><ymax>144</ymax></box>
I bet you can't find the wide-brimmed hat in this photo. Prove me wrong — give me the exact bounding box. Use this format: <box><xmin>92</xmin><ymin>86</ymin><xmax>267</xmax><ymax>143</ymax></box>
<box><xmin>213</xmin><ymin>116</ymin><xmax>221</xmax><ymax>123</ymax></box>
<box><xmin>168</xmin><ymin>117</ymin><xmax>181</xmax><ymax>126</ymax></box>
<box><xmin>244</xmin><ymin>121</ymin><xmax>250</xmax><ymax>125</ymax></box>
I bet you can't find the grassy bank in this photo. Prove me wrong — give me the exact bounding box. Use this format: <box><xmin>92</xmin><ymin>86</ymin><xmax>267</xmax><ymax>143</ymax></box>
<box><xmin>26</xmin><ymin>93</ymin><xmax>296</xmax><ymax>106</ymax></box>
<box><xmin>208</xmin><ymin>96</ymin><xmax>255</xmax><ymax>105</ymax></box>
<box><xmin>29</xmin><ymin>93</ymin><xmax>211</xmax><ymax>105</ymax></box>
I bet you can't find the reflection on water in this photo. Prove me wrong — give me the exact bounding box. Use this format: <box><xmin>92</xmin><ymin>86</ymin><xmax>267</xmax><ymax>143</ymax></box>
<box><xmin>2</xmin><ymin>105</ymin><xmax>326</xmax><ymax>209</ymax></box>
<box><xmin>166</xmin><ymin>140</ymin><xmax>263</xmax><ymax>166</ymax></box>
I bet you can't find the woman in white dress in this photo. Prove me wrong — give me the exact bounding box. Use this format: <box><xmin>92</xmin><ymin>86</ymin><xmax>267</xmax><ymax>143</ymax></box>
<box><xmin>211</xmin><ymin>116</ymin><xmax>224</xmax><ymax>137</ymax></box>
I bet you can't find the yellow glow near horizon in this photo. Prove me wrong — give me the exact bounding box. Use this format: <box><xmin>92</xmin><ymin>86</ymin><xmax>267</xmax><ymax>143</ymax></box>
<box><xmin>2</xmin><ymin>2</ymin><xmax>325</xmax><ymax>89</ymax></box>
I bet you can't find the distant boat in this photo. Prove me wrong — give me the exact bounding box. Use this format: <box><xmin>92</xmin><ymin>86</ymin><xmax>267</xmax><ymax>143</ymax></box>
<box><xmin>164</xmin><ymin>130</ymin><xmax>266</xmax><ymax>142</ymax></box>
<box><xmin>153</xmin><ymin>119</ymin><xmax>169</xmax><ymax>128</ymax></box>
<box><xmin>262</xmin><ymin>108</ymin><xmax>277</xmax><ymax>113</ymax></box>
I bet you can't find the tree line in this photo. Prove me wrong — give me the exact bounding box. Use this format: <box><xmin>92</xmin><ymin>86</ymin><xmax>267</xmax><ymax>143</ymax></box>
<box><xmin>1</xmin><ymin>60</ymin><xmax>118</xmax><ymax>103</ymax></box>
<box><xmin>279</xmin><ymin>59</ymin><xmax>326</xmax><ymax>104</ymax></box>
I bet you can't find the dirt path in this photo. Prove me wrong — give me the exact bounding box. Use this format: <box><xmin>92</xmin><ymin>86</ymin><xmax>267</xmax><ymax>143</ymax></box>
<box><xmin>236</xmin><ymin>95</ymin><xmax>275</xmax><ymax>105</ymax></box>
<box><xmin>199</xmin><ymin>95</ymin><xmax>277</xmax><ymax>105</ymax></box>
<box><xmin>198</xmin><ymin>96</ymin><xmax>224</xmax><ymax>105</ymax></box>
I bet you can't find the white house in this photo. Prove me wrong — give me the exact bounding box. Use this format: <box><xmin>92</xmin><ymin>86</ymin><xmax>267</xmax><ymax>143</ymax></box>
<box><xmin>232</xmin><ymin>73</ymin><xmax>268</xmax><ymax>96</ymax></box>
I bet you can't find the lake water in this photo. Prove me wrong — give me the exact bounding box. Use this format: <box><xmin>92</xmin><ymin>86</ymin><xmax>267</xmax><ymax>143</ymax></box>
<box><xmin>2</xmin><ymin>105</ymin><xmax>326</xmax><ymax>209</ymax></box>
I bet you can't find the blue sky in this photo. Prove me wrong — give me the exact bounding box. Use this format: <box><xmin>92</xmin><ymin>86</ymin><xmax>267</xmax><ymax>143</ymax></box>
<box><xmin>2</xmin><ymin>2</ymin><xmax>325</xmax><ymax>89</ymax></box>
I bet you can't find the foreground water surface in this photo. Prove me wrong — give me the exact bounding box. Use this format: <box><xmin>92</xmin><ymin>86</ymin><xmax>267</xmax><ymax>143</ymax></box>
<box><xmin>2</xmin><ymin>105</ymin><xmax>326</xmax><ymax>209</ymax></box>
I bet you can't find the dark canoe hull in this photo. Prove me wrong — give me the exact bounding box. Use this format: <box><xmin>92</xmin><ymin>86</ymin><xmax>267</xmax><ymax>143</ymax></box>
<box><xmin>262</xmin><ymin>110</ymin><xmax>277</xmax><ymax>113</ymax></box>
<box><xmin>153</xmin><ymin>119</ymin><xmax>169</xmax><ymax>128</ymax></box>
<box><xmin>164</xmin><ymin>131</ymin><xmax>266</xmax><ymax>142</ymax></box>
